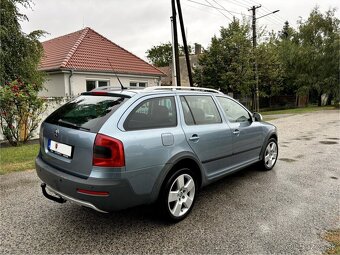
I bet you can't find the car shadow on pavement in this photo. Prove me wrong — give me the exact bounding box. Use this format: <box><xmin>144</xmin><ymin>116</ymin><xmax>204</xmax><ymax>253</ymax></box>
<box><xmin>52</xmin><ymin>164</ymin><xmax>273</xmax><ymax>227</ymax></box>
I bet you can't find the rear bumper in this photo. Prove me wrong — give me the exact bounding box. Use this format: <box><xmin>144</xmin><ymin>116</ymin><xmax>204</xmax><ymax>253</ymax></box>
<box><xmin>42</xmin><ymin>183</ymin><xmax>108</xmax><ymax>213</ymax></box>
<box><xmin>35</xmin><ymin>157</ymin><xmax>149</xmax><ymax>212</ymax></box>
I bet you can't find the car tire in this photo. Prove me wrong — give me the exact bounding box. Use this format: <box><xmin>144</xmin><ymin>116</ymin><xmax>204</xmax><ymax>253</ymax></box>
<box><xmin>159</xmin><ymin>168</ymin><xmax>197</xmax><ymax>222</ymax></box>
<box><xmin>260</xmin><ymin>138</ymin><xmax>278</xmax><ymax>171</ymax></box>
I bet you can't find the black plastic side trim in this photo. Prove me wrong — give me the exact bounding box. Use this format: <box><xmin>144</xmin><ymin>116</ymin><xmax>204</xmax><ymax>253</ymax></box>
<box><xmin>201</xmin><ymin>146</ymin><xmax>262</xmax><ymax>164</ymax></box>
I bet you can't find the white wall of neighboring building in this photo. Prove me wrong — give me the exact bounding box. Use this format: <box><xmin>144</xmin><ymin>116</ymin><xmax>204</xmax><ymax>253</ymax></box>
<box><xmin>69</xmin><ymin>72</ymin><xmax>161</xmax><ymax>96</ymax></box>
<box><xmin>39</xmin><ymin>73</ymin><xmax>67</xmax><ymax>97</ymax></box>
<box><xmin>39</xmin><ymin>71</ymin><xmax>162</xmax><ymax>98</ymax></box>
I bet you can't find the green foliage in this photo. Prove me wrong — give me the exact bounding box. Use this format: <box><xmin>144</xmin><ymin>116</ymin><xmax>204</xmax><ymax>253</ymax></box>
<box><xmin>275</xmin><ymin>8</ymin><xmax>339</xmax><ymax>105</ymax></box>
<box><xmin>193</xmin><ymin>19</ymin><xmax>254</xmax><ymax>97</ymax></box>
<box><xmin>256</xmin><ymin>34</ymin><xmax>284</xmax><ymax>98</ymax></box>
<box><xmin>0</xmin><ymin>80</ymin><xmax>47</xmax><ymax>146</ymax></box>
<box><xmin>146</xmin><ymin>42</ymin><xmax>193</xmax><ymax>67</ymax></box>
<box><xmin>194</xmin><ymin>7</ymin><xmax>339</xmax><ymax>107</ymax></box>
<box><xmin>276</xmin><ymin>23</ymin><xmax>301</xmax><ymax>95</ymax></box>
<box><xmin>0</xmin><ymin>0</ymin><xmax>47</xmax><ymax>146</ymax></box>
<box><xmin>0</xmin><ymin>0</ymin><xmax>46</xmax><ymax>86</ymax></box>
<box><xmin>295</xmin><ymin>7</ymin><xmax>340</xmax><ymax>105</ymax></box>
<box><xmin>146</xmin><ymin>42</ymin><xmax>173</xmax><ymax>67</ymax></box>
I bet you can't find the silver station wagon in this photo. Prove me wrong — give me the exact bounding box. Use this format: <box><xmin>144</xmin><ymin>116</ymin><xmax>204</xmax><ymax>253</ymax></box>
<box><xmin>36</xmin><ymin>86</ymin><xmax>278</xmax><ymax>222</ymax></box>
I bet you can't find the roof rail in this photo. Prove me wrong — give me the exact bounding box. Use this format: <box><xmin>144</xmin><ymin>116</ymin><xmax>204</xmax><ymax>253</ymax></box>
<box><xmin>91</xmin><ymin>86</ymin><xmax>144</xmax><ymax>91</ymax></box>
<box><xmin>92</xmin><ymin>86</ymin><xmax>121</xmax><ymax>91</ymax></box>
<box><xmin>144</xmin><ymin>86</ymin><xmax>223</xmax><ymax>94</ymax></box>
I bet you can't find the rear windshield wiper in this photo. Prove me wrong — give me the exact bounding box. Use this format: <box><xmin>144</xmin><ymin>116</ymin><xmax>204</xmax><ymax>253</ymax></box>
<box><xmin>58</xmin><ymin>119</ymin><xmax>90</xmax><ymax>131</ymax></box>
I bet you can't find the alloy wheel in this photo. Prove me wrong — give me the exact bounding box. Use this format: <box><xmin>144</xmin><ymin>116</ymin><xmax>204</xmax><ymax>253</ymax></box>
<box><xmin>264</xmin><ymin>141</ymin><xmax>278</xmax><ymax>168</ymax></box>
<box><xmin>167</xmin><ymin>174</ymin><xmax>195</xmax><ymax>217</ymax></box>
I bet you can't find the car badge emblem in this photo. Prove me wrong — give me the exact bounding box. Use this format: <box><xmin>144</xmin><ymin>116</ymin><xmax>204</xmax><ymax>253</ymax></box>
<box><xmin>54</xmin><ymin>129</ymin><xmax>60</xmax><ymax>138</ymax></box>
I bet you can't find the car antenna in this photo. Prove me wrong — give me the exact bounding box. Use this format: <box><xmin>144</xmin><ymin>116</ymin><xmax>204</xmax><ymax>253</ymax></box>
<box><xmin>107</xmin><ymin>57</ymin><xmax>127</xmax><ymax>90</ymax></box>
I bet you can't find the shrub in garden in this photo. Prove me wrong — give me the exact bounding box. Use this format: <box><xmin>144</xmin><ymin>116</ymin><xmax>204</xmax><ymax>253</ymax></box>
<box><xmin>0</xmin><ymin>79</ymin><xmax>47</xmax><ymax>146</ymax></box>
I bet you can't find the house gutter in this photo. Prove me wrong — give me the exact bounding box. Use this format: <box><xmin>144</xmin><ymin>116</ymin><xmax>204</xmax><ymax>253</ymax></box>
<box><xmin>68</xmin><ymin>70</ymin><xmax>74</xmax><ymax>97</ymax></box>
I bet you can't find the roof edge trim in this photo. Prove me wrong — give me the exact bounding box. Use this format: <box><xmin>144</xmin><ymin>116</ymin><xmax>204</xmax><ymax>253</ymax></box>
<box><xmin>60</xmin><ymin>27</ymin><xmax>90</xmax><ymax>68</ymax></box>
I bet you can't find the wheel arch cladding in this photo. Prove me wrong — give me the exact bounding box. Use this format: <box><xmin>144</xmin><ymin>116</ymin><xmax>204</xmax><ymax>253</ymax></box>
<box><xmin>170</xmin><ymin>158</ymin><xmax>202</xmax><ymax>189</ymax></box>
<box><xmin>260</xmin><ymin>131</ymin><xmax>278</xmax><ymax>160</ymax></box>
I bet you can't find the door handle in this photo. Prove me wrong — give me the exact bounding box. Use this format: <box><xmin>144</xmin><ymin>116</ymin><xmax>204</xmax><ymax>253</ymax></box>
<box><xmin>233</xmin><ymin>129</ymin><xmax>240</xmax><ymax>136</ymax></box>
<box><xmin>189</xmin><ymin>134</ymin><xmax>200</xmax><ymax>142</ymax></box>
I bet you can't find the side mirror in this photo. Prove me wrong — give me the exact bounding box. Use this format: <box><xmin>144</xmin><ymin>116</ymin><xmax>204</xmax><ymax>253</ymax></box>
<box><xmin>253</xmin><ymin>112</ymin><xmax>263</xmax><ymax>122</ymax></box>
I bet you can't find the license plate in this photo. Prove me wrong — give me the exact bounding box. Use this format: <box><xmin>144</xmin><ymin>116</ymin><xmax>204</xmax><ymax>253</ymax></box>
<box><xmin>48</xmin><ymin>140</ymin><xmax>73</xmax><ymax>158</ymax></box>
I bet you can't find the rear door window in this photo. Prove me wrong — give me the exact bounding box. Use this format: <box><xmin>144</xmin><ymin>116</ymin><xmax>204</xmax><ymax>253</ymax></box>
<box><xmin>45</xmin><ymin>95</ymin><xmax>128</xmax><ymax>132</ymax></box>
<box><xmin>124</xmin><ymin>97</ymin><xmax>177</xmax><ymax>131</ymax></box>
<box><xmin>180</xmin><ymin>95</ymin><xmax>222</xmax><ymax>125</ymax></box>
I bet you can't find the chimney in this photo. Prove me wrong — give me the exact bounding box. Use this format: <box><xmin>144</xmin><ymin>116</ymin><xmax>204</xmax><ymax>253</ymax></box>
<box><xmin>195</xmin><ymin>43</ymin><xmax>202</xmax><ymax>55</ymax></box>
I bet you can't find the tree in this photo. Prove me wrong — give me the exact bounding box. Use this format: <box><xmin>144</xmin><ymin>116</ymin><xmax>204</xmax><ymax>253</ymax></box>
<box><xmin>295</xmin><ymin>7</ymin><xmax>340</xmax><ymax>105</ymax></box>
<box><xmin>146</xmin><ymin>42</ymin><xmax>173</xmax><ymax>67</ymax></box>
<box><xmin>279</xmin><ymin>21</ymin><xmax>295</xmax><ymax>40</ymax></box>
<box><xmin>193</xmin><ymin>18</ymin><xmax>254</xmax><ymax>98</ymax></box>
<box><xmin>0</xmin><ymin>0</ymin><xmax>47</xmax><ymax>145</ymax></box>
<box><xmin>256</xmin><ymin>34</ymin><xmax>284</xmax><ymax>99</ymax></box>
<box><xmin>0</xmin><ymin>0</ymin><xmax>45</xmax><ymax>86</ymax></box>
<box><xmin>146</xmin><ymin>42</ymin><xmax>193</xmax><ymax>67</ymax></box>
<box><xmin>0</xmin><ymin>80</ymin><xmax>46</xmax><ymax>146</ymax></box>
<box><xmin>276</xmin><ymin>22</ymin><xmax>301</xmax><ymax>96</ymax></box>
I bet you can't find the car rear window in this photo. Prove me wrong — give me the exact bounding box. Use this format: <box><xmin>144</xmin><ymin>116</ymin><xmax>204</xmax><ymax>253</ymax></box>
<box><xmin>45</xmin><ymin>95</ymin><xmax>128</xmax><ymax>132</ymax></box>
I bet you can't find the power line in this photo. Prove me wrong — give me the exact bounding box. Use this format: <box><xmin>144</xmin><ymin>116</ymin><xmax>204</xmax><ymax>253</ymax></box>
<box><xmin>219</xmin><ymin>0</ymin><xmax>249</xmax><ymax>9</ymax></box>
<box><xmin>257</xmin><ymin>11</ymin><xmax>285</xmax><ymax>26</ymax></box>
<box><xmin>186</xmin><ymin>0</ymin><xmax>284</xmax><ymax>32</ymax></box>
<box><xmin>238</xmin><ymin>0</ymin><xmax>286</xmax><ymax>22</ymax></box>
<box><xmin>187</xmin><ymin>0</ymin><xmax>251</xmax><ymax>16</ymax></box>
<box><xmin>205</xmin><ymin>0</ymin><xmax>233</xmax><ymax>21</ymax></box>
<box><xmin>183</xmin><ymin>2</ymin><xmax>230</xmax><ymax>17</ymax></box>
<box><xmin>211</xmin><ymin>0</ymin><xmax>237</xmax><ymax>20</ymax></box>
<box><xmin>259</xmin><ymin>6</ymin><xmax>286</xmax><ymax>22</ymax></box>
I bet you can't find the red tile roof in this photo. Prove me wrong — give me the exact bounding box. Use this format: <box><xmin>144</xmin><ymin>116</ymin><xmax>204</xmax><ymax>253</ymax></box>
<box><xmin>40</xmin><ymin>27</ymin><xmax>164</xmax><ymax>76</ymax></box>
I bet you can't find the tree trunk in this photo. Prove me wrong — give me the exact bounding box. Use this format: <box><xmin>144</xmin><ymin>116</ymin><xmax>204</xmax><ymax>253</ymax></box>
<box><xmin>317</xmin><ymin>93</ymin><xmax>322</xmax><ymax>107</ymax></box>
<box><xmin>326</xmin><ymin>94</ymin><xmax>333</xmax><ymax>105</ymax></box>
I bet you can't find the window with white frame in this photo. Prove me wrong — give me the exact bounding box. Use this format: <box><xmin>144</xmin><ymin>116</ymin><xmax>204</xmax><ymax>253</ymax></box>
<box><xmin>86</xmin><ymin>80</ymin><xmax>110</xmax><ymax>91</ymax></box>
<box><xmin>130</xmin><ymin>81</ymin><xmax>147</xmax><ymax>88</ymax></box>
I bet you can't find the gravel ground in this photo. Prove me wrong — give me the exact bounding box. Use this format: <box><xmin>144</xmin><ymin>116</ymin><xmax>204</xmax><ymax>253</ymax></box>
<box><xmin>0</xmin><ymin>110</ymin><xmax>339</xmax><ymax>254</ymax></box>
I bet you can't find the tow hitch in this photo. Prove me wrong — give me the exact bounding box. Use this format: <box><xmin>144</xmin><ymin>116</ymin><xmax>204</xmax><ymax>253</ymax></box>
<box><xmin>41</xmin><ymin>183</ymin><xmax>66</xmax><ymax>203</ymax></box>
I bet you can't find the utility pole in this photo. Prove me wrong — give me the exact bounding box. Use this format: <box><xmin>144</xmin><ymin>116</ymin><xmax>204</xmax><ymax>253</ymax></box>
<box><xmin>170</xmin><ymin>16</ymin><xmax>177</xmax><ymax>86</ymax></box>
<box><xmin>171</xmin><ymin>0</ymin><xmax>181</xmax><ymax>87</ymax></box>
<box><xmin>176</xmin><ymin>0</ymin><xmax>193</xmax><ymax>87</ymax></box>
<box><xmin>249</xmin><ymin>5</ymin><xmax>261</xmax><ymax>112</ymax></box>
<box><xmin>171</xmin><ymin>0</ymin><xmax>193</xmax><ymax>87</ymax></box>
<box><xmin>249</xmin><ymin>6</ymin><xmax>280</xmax><ymax>112</ymax></box>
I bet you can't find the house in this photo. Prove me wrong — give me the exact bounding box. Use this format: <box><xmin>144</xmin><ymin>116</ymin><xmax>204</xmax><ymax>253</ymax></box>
<box><xmin>158</xmin><ymin>66</ymin><xmax>172</xmax><ymax>86</ymax></box>
<box><xmin>177</xmin><ymin>44</ymin><xmax>202</xmax><ymax>86</ymax></box>
<box><xmin>161</xmin><ymin>43</ymin><xmax>202</xmax><ymax>86</ymax></box>
<box><xmin>39</xmin><ymin>27</ymin><xmax>165</xmax><ymax>97</ymax></box>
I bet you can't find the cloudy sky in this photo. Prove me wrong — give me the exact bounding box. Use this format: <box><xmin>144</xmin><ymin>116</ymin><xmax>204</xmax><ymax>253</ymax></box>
<box><xmin>20</xmin><ymin>0</ymin><xmax>339</xmax><ymax>61</ymax></box>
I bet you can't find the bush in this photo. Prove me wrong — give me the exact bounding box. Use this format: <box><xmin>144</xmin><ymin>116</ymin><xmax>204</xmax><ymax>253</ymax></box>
<box><xmin>0</xmin><ymin>79</ymin><xmax>47</xmax><ymax>146</ymax></box>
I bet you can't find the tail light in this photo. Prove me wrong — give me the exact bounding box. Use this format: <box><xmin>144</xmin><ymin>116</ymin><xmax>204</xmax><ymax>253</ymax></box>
<box><xmin>93</xmin><ymin>134</ymin><xmax>125</xmax><ymax>167</ymax></box>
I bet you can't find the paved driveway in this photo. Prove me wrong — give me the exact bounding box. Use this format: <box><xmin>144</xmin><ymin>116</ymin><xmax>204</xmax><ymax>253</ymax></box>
<box><xmin>1</xmin><ymin>110</ymin><xmax>339</xmax><ymax>254</ymax></box>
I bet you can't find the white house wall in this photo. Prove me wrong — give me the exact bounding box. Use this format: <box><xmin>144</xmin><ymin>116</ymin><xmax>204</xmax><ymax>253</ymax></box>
<box><xmin>70</xmin><ymin>73</ymin><xmax>161</xmax><ymax>96</ymax></box>
<box><xmin>39</xmin><ymin>73</ymin><xmax>67</xmax><ymax>97</ymax></box>
<box><xmin>39</xmin><ymin>72</ymin><xmax>161</xmax><ymax>98</ymax></box>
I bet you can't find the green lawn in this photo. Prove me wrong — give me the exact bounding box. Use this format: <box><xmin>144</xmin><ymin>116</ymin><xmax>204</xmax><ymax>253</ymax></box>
<box><xmin>261</xmin><ymin>106</ymin><xmax>336</xmax><ymax>115</ymax></box>
<box><xmin>0</xmin><ymin>143</ymin><xmax>39</xmax><ymax>175</ymax></box>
